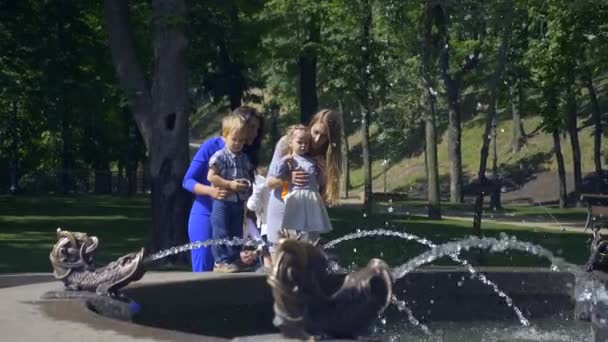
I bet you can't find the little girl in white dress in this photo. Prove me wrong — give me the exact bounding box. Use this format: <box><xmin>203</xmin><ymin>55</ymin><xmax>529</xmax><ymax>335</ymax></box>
<box><xmin>269</xmin><ymin>125</ymin><xmax>333</xmax><ymax>241</ymax></box>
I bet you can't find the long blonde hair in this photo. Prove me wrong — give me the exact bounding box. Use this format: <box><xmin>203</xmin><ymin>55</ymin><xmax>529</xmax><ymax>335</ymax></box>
<box><xmin>309</xmin><ymin>109</ymin><xmax>342</xmax><ymax>206</ymax></box>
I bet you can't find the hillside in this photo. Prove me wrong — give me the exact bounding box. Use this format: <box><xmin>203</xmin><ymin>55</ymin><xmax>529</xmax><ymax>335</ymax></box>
<box><xmin>346</xmin><ymin>113</ymin><xmax>605</xmax><ymax>203</ymax></box>
<box><xmin>188</xmin><ymin>84</ymin><xmax>607</xmax><ymax>204</ymax></box>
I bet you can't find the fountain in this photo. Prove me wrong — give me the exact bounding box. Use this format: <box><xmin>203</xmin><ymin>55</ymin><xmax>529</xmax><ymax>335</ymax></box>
<box><xmin>33</xmin><ymin>225</ymin><xmax>608</xmax><ymax>341</ymax></box>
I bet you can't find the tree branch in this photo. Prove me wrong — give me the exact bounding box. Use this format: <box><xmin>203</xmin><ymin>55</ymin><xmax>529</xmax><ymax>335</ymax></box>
<box><xmin>104</xmin><ymin>0</ymin><xmax>153</xmax><ymax>147</ymax></box>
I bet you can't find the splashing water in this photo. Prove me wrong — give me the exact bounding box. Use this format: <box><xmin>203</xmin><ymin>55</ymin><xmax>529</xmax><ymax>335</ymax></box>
<box><xmin>494</xmin><ymin>178</ymin><xmax>568</xmax><ymax>231</ymax></box>
<box><xmin>144</xmin><ymin>237</ymin><xmax>261</xmax><ymax>263</ymax></box>
<box><xmin>391</xmin><ymin>295</ymin><xmax>432</xmax><ymax>336</ymax></box>
<box><xmin>323</xmin><ymin>229</ymin><xmax>531</xmax><ymax>327</ymax></box>
<box><xmin>391</xmin><ymin>234</ymin><xmax>578</xmax><ymax>281</ymax></box>
<box><xmin>534</xmin><ymin>202</ymin><xmax>567</xmax><ymax>231</ymax></box>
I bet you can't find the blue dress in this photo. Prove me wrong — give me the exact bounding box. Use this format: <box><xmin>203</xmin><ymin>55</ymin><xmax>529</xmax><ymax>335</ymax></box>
<box><xmin>182</xmin><ymin>136</ymin><xmax>225</xmax><ymax>271</ymax></box>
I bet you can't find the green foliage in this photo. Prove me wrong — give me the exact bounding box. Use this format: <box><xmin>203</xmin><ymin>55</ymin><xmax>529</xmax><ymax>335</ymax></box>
<box><xmin>0</xmin><ymin>1</ymin><xmax>144</xmax><ymax>193</ymax></box>
<box><xmin>1</xmin><ymin>0</ymin><xmax>607</xmax><ymax>195</ymax></box>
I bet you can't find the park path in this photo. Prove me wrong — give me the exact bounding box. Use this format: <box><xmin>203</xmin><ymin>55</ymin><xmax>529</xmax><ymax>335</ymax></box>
<box><xmin>337</xmin><ymin>197</ymin><xmax>590</xmax><ymax>235</ymax></box>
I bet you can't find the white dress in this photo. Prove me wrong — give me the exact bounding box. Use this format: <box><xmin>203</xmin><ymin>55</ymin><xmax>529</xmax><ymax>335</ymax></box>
<box><xmin>273</xmin><ymin>154</ymin><xmax>332</xmax><ymax>233</ymax></box>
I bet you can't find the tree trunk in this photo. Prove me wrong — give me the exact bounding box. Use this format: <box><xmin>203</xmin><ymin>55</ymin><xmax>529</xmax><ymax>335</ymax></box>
<box><xmin>105</xmin><ymin>0</ymin><xmax>191</xmax><ymax>255</ymax></box>
<box><xmin>436</xmin><ymin>5</ymin><xmax>465</xmax><ymax>204</ymax></box>
<box><xmin>338</xmin><ymin>100</ymin><xmax>350</xmax><ymax>199</ymax></box>
<box><xmin>94</xmin><ymin>160</ymin><xmax>112</xmax><ymax>194</ymax></box>
<box><xmin>360</xmin><ymin>0</ymin><xmax>373</xmax><ymax>215</ymax></box>
<box><xmin>446</xmin><ymin>90</ymin><xmax>464</xmax><ymax>203</ymax></box>
<box><xmin>421</xmin><ymin>3</ymin><xmax>441</xmax><ymax>219</ymax></box>
<box><xmin>125</xmin><ymin>109</ymin><xmax>139</xmax><ymax>197</ymax></box>
<box><xmin>9</xmin><ymin>98</ymin><xmax>18</xmax><ymax>194</ymax></box>
<box><xmin>361</xmin><ymin>106</ymin><xmax>372</xmax><ymax>215</ymax></box>
<box><xmin>298</xmin><ymin>17</ymin><xmax>320</xmax><ymax>124</ymax></box>
<box><xmin>425</xmin><ymin>94</ymin><xmax>442</xmax><ymax>219</ymax></box>
<box><xmin>565</xmin><ymin>80</ymin><xmax>582</xmax><ymax>205</ymax></box>
<box><xmin>117</xmin><ymin>163</ymin><xmax>125</xmax><ymax>195</ymax></box>
<box><xmin>552</xmin><ymin>130</ymin><xmax>568</xmax><ymax>208</ymax></box>
<box><xmin>490</xmin><ymin>117</ymin><xmax>502</xmax><ymax>210</ymax></box>
<box><xmin>60</xmin><ymin>111</ymin><xmax>72</xmax><ymax>194</ymax></box>
<box><xmin>472</xmin><ymin>4</ymin><xmax>512</xmax><ymax>235</ymax></box>
<box><xmin>582</xmin><ymin>66</ymin><xmax>603</xmax><ymax>186</ymax></box>
<box><xmin>218</xmin><ymin>40</ymin><xmax>243</xmax><ymax>110</ymax></box>
<box><xmin>269</xmin><ymin>106</ymin><xmax>280</xmax><ymax>148</ymax></box>
<box><xmin>510</xmin><ymin>81</ymin><xmax>525</xmax><ymax>152</ymax></box>
<box><xmin>127</xmin><ymin>161</ymin><xmax>137</xmax><ymax>196</ymax></box>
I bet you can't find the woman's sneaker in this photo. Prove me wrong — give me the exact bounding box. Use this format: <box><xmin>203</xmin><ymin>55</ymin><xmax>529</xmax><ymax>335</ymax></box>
<box><xmin>213</xmin><ymin>262</ymin><xmax>239</xmax><ymax>273</ymax></box>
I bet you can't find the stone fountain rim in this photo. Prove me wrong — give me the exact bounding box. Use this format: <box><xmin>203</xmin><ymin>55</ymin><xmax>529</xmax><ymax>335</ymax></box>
<box><xmin>0</xmin><ymin>267</ymin><xmax>579</xmax><ymax>342</ymax></box>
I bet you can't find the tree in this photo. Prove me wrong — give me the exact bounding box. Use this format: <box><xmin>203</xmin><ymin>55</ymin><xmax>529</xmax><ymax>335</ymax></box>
<box><xmin>564</xmin><ymin>70</ymin><xmax>582</xmax><ymax>204</ymax></box>
<box><xmin>260</xmin><ymin>0</ymin><xmax>322</xmax><ymax>123</ymax></box>
<box><xmin>359</xmin><ymin>0</ymin><xmax>373</xmax><ymax>216</ymax></box>
<box><xmin>505</xmin><ymin>6</ymin><xmax>532</xmax><ymax>153</ymax></box>
<box><xmin>581</xmin><ymin>62</ymin><xmax>604</xmax><ymax>186</ymax></box>
<box><xmin>421</xmin><ymin>1</ymin><xmax>441</xmax><ymax>220</ymax></box>
<box><xmin>435</xmin><ymin>1</ymin><xmax>483</xmax><ymax>204</ymax></box>
<box><xmin>104</xmin><ymin>0</ymin><xmax>191</xmax><ymax>254</ymax></box>
<box><xmin>189</xmin><ymin>1</ymin><xmax>265</xmax><ymax>110</ymax></box>
<box><xmin>575</xmin><ymin>1</ymin><xmax>608</xmax><ymax>189</ymax></box>
<box><xmin>472</xmin><ymin>1</ymin><xmax>513</xmax><ymax>235</ymax></box>
<box><xmin>338</xmin><ymin>100</ymin><xmax>350</xmax><ymax>199</ymax></box>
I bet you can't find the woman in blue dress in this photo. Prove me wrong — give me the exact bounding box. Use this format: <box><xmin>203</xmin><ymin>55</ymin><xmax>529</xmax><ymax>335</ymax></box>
<box><xmin>182</xmin><ymin>106</ymin><xmax>264</xmax><ymax>272</ymax></box>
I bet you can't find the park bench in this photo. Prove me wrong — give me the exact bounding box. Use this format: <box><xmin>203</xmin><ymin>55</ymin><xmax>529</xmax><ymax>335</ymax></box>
<box><xmin>581</xmin><ymin>193</ymin><xmax>608</xmax><ymax>231</ymax></box>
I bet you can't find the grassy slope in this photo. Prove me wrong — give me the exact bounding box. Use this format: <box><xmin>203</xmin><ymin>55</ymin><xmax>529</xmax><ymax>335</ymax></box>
<box><xmin>348</xmin><ymin>113</ymin><xmax>606</xmax><ymax>194</ymax></box>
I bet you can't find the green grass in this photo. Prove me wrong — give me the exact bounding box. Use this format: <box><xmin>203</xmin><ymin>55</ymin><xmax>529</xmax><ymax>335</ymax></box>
<box><xmin>325</xmin><ymin>207</ymin><xmax>589</xmax><ymax>269</ymax></box>
<box><xmin>0</xmin><ymin>195</ymin><xmax>589</xmax><ymax>273</ymax></box>
<box><xmin>0</xmin><ymin>195</ymin><xmax>150</xmax><ymax>273</ymax></box>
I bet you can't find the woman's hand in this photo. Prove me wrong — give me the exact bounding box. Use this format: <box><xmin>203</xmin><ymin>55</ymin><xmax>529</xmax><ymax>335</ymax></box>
<box><xmin>210</xmin><ymin>187</ymin><xmax>231</xmax><ymax>200</ymax></box>
<box><xmin>291</xmin><ymin>169</ymin><xmax>309</xmax><ymax>187</ymax></box>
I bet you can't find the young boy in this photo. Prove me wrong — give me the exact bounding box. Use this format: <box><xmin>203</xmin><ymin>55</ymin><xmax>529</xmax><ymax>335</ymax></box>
<box><xmin>208</xmin><ymin>114</ymin><xmax>252</xmax><ymax>273</ymax></box>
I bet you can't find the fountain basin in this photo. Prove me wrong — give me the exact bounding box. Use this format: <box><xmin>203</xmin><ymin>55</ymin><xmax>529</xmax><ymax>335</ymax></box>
<box><xmin>0</xmin><ymin>268</ymin><xmax>591</xmax><ymax>341</ymax></box>
<box><xmin>121</xmin><ymin>267</ymin><xmax>578</xmax><ymax>338</ymax></box>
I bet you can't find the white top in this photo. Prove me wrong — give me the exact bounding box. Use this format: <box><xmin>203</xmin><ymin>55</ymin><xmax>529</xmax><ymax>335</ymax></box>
<box><xmin>246</xmin><ymin>174</ymin><xmax>270</xmax><ymax>235</ymax></box>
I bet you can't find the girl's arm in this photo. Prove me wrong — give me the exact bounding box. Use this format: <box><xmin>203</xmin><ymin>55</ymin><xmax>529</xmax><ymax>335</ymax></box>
<box><xmin>266</xmin><ymin>137</ymin><xmax>288</xmax><ymax>189</ymax></box>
